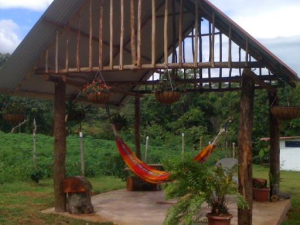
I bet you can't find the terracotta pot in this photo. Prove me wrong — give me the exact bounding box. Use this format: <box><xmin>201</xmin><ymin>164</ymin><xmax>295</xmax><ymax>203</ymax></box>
<box><xmin>154</xmin><ymin>91</ymin><xmax>181</xmax><ymax>104</ymax></box>
<box><xmin>271</xmin><ymin>106</ymin><xmax>300</xmax><ymax>120</ymax></box>
<box><xmin>206</xmin><ymin>213</ymin><xmax>233</xmax><ymax>225</ymax></box>
<box><xmin>253</xmin><ymin>187</ymin><xmax>270</xmax><ymax>202</ymax></box>
<box><xmin>2</xmin><ymin>114</ymin><xmax>26</xmax><ymax>124</ymax></box>
<box><xmin>87</xmin><ymin>92</ymin><xmax>110</xmax><ymax>104</ymax></box>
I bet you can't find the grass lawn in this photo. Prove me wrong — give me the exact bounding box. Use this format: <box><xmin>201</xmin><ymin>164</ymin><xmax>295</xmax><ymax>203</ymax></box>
<box><xmin>0</xmin><ymin>176</ymin><xmax>125</xmax><ymax>225</ymax></box>
<box><xmin>253</xmin><ymin>165</ymin><xmax>300</xmax><ymax>225</ymax></box>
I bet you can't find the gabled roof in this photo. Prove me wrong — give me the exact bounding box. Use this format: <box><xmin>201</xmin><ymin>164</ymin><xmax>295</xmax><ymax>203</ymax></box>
<box><xmin>0</xmin><ymin>0</ymin><xmax>298</xmax><ymax>105</ymax></box>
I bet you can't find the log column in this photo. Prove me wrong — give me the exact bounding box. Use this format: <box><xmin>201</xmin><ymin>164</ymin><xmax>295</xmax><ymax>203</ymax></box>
<box><xmin>238</xmin><ymin>69</ymin><xmax>254</xmax><ymax>225</ymax></box>
<box><xmin>53</xmin><ymin>78</ymin><xmax>67</xmax><ymax>212</ymax></box>
<box><xmin>269</xmin><ymin>92</ymin><xmax>280</xmax><ymax>196</ymax></box>
<box><xmin>135</xmin><ymin>96</ymin><xmax>141</xmax><ymax>159</ymax></box>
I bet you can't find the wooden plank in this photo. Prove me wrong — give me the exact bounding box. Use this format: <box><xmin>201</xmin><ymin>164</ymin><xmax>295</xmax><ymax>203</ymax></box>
<box><xmin>89</xmin><ymin>0</ymin><xmax>93</xmax><ymax>70</ymax></box>
<box><xmin>194</xmin><ymin>0</ymin><xmax>199</xmax><ymax>67</ymax></box>
<box><xmin>55</xmin><ymin>30</ymin><xmax>59</xmax><ymax>73</ymax></box>
<box><xmin>151</xmin><ymin>0</ymin><xmax>156</xmax><ymax>67</ymax></box>
<box><xmin>164</xmin><ymin>0</ymin><xmax>169</xmax><ymax>65</ymax></box>
<box><xmin>238</xmin><ymin>69</ymin><xmax>254</xmax><ymax>225</ymax></box>
<box><xmin>120</xmin><ymin>0</ymin><xmax>124</xmax><ymax>70</ymax></box>
<box><xmin>211</xmin><ymin>13</ymin><xmax>215</xmax><ymax>68</ymax></box>
<box><xmin>110</xmin><ymin>0</ymin><xmax>114</xmax><ymax>69</ymax></box>
<box><xmin>137</xmin><ymin>0</ymin><xmax>142</xmax><ymax>67</ymax></box>
<box><xmin>130</xmin><ymin>0</ymin><xmax>137</xmax><ymax>65</ymax></box>
<box><xmin>246</xmin><ymin>70</ymin><xmax>277</xmax><ymax>92</ymax></box>
<box><xmin>65</xmin><ymin>25</ymin><xmax>70</xmax><ymax>72</ymax></box>
<box><xmin>245</xmin><ymin>38</ymin><xmax>249</xmax><ymax>67</ymax></box>
<box><xmin>99</xmin><ymin>0</ymin><xmax>104</xmax><ymax>69</ymax></box>
<box><xmin>54</xmin><ymin>78</ymin><xmax>67</xmax><ymax>212</ymax></box>
<box><xmin>178</xmin><ymin>0</ymin><xmax>183</xmax><ymax>65</ymax></box>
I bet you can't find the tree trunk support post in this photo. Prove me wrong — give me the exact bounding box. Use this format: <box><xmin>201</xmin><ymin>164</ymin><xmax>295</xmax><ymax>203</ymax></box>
<box><xmin>135</xmin><ymin>96</ymin><xmax>141</xmax><ymax>159</ymax></box>
<box><xmin>53</xmin><ymin>78</ymin><xmax>67</xmax><ymax>212</ymax></box>
<box><xmin>268</xmin><ymin>92</ymin><xmax>280</xmax><ymax>196</ymax></box>
<box><xmin>238</xmin><ymin>68</ymin><xmax>254</xmax><ymax>225</ymax></box>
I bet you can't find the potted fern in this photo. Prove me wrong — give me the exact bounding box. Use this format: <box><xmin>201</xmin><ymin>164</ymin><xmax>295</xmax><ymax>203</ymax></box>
<box><xmin>163</xmin><ymin>157</ymin><xmax>248</xmax><ymax>225</ymax></box>
<box><xmin>2</xmin><ymin>101</ymin><xmax>26</xmax><ymax>124</ymax></box>
<box><xmin>65</xmin><ymin>100</ymin><xmax>87</xmax><ymax>122</ymax></box>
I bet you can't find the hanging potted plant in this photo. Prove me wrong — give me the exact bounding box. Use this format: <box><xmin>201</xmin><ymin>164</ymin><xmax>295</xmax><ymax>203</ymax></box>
<box><xmin>154</xmin><ymin>70</ymin><xmax>183</xmax><ymax>104</ymax></box>
<box><xmin>163</xmin><ymin>158</ymin><xmax>248</xmax><ymax>225</ymax></box>
<box><xmin>2</xmin><ymin>101</ymin><xmax>27</xmax><ymax>124</ymax></box>
<box><xmin>270</xmin><ymin>85</ymin><xmax>300</xmax><ymax>120</ymax></box>
<box><xmin>65</xmin><ymin>100</ymin><xmax>88</xmax><ymax>122</ymax></box>
<box><xmin>110</xmin><ymin>113</ymin><xmax>127</xmax><ymax>131</ymax></box>
<box><xmin>82</xmin><ymin>79</ymin><xmax>111</xmax><ymax>104</ymax></box>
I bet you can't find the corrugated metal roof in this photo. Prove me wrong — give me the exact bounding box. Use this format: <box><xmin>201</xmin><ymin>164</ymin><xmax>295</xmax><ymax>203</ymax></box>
<box><xmin>0</xmin><ymin>0</ymin><xmax>298</xmax><ymax>105</ymax></box>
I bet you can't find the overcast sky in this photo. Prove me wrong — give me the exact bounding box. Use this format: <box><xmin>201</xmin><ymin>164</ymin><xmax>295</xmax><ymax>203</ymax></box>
<box><xmin>0</xmin><ymin>0</ymin><xmax>299</xmax><ymax>75</ymax></box>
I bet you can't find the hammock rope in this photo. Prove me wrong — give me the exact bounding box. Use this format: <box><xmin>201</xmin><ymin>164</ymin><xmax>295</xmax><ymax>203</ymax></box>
<box><xmin>112</xmin><ymin>125</ymin><xmax>226</xmax><ymax>184</ymax></box>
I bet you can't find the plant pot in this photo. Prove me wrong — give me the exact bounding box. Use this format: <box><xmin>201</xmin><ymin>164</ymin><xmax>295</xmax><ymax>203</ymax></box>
<box><xmin>2</xmin><ymin>114</ymin><xmax>26</xmax><ymax>124</ymax></box>
<box><xmin>154</xmin><ymin>91</ymin><xmax>181</xmax><ymax>104</ymax></box>
<box><xmin>253</xmin><ymin>187</ymin><xmax>270</xmax><ymax>202</ymax></box>
<box><xmin>271</xmin><ymin>106</ymin><xmax>300</xmax><ymax>120</ymax></box>
<box><xmin>87</xmin><ymin>92</ymin><xmax>110</xmax><ymax>104</ymax></box>
<box><xmin>67</xmin><ymin>112</ymin><xmax>86</xmax><ymax>122</ymax></box>
<box><xmin>206</xmin><ymin>213</ymin><xmax>233</xmax><ymax>225</ymax></box>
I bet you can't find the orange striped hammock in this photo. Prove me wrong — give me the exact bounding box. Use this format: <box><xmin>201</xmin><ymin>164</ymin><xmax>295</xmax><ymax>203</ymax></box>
<box><xmin>113</xmin><ymin>126</ymin><xmax>225</xmax><ymax>184</ymax></box>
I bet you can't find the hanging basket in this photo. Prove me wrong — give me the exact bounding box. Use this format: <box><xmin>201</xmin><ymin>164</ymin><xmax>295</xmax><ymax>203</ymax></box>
<box><xmin>155</xmin><ymin>91</ymin><xmax>181</xmax><ymax>104</ymax></box>
<box><xmin>271</xmin><ymin>106</ymin><xmax>300</xmax><ymax>120</ymax></box>
<box><xmin>87</xmin><ymin>92</ymin><xmax>110</xmax><ymax>104</ymax></box>
<box><xmin>3</xmin><ymin>114</ymin><xmax>26</xmax><ymax>124</ymax></box>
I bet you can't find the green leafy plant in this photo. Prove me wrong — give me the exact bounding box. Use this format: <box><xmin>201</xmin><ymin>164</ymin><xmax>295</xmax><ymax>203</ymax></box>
<box><xmin>2</xmin><ymin>101</ymin><xmax>26</xmax><ymax>114</ymax></box>
<box><xmin>163</xmin><ymin>157</ymin><xmax>248</xmax><ymax>225</ymax></box>
<box><xmin>82</xmin><ymin>79</ymin><xmax>110</xmax><ymax>94</ymax></box>
<box><xmin>155</xmin><ymin>70</ymin><xmax>184</xmax><ymax>92</ymax></box>
<box><xmin>110</xmin><ymin>113</ymin><xmax>127</xmax><ymax>128</ymax></box>
<box><xmin>65</xmin><ymin>100</ymin><xmax>91</xmax><ymax>122</ymax></box>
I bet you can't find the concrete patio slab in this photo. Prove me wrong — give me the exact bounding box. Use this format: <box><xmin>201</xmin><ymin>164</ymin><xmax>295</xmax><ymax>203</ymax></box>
<box><xmin>42</xmin><ymin>189</ymin><xmax>291</xmax><ymax>225</ymax></box>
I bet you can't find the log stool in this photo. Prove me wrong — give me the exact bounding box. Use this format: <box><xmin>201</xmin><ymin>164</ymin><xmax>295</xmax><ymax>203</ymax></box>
<box><xmin>63</xmin><ymin>176</ymin><xmax>94</xmax><ymax>214</ymax></box>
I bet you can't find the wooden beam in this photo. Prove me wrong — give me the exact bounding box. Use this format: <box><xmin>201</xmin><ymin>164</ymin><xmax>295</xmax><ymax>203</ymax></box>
<box><xmin>137</xmin><ymin>0</ymin><xmax>142</xmax><ymax>67</ymax></box>
<box><xmin>194</xmin><ymin>0</ymin><xmax>199</xmax><ymax>68</ymax></box>
<box><xmin>269</xmin><ymin>92</ymin><xmax>281</xmax><ymax>197</ymax></box>
<box><xmin>151</xmin><ymin>0</ymin><xmax>156</xmax><ymax>67</ymax></box>
<box><xmin>178</xmin><ymin>0</ymin><xmax>183</xmax><ymax>65</ymax></box>
<box><xmin>130</xmin><ymin>0</ymin><xmax>137</xmax><ymax>65</ymax></box>
<box><xmin>53</xmin><ymin>78</ymin><xmax>67</xmax><ymax>212</ymax></box>
<box><xmin>89</xmin><ymin>0</ymin><xmax>93</xmax><ymax>70</ymax></box>
<box><xmin>99</xmin><ymin>0</ymin><xmax>104</xmax><ymax>69</ymax></box>
<box><xmin>238</xmin><ymin>69</ymin><xmax>254</xmax><ymax>225</ymax></box>
<box><xmin>120</xmin><ymin>0</ymin><xmax>124</xmax><ymax>70</ymax></box>
<box><xmin>36</xmin><ymin>62</ymin><xmax>266</xmax><ymax>74</ymax></box>
<box><xmin>211</xmin><ymin>13</ymin><xmax>215</xmax><ymax>68</ymax></box>
<box><xmin>245</xmin><ymin>70</ymin><xmax>277</xmax><ymax>92</ymax></box>
<box><xmin>109</xmin><ymin>0</ymin><xmax>114</xmax><ymax>69</ymax></box>
<box><xmin>135</xmin><ymin>96</ymin><xmax>141</xmax><ymax>159</ymax></box>
<box><xmin>164</xmin><ymin>0</ymin><xmax>169</xmax><ymax>65</ymax></box>
<box><xmin>55</xmin><ymin>31</ymin><xmax>59</xmax><ymax>73</ymax></box>
<box><xmin>76</xmin><ymin>11</ymin><xmax>81</xmax><ymax>71</ymax></box>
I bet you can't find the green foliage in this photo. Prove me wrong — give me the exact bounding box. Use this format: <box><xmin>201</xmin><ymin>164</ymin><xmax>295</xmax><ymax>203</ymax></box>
<box><xmin>163</xmin><ymin>157</ymin><xmax>247</xmax><ymax>225</ymax></box>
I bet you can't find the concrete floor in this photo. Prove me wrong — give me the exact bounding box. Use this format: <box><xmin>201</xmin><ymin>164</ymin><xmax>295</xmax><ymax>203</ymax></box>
<box><xmin>43</xmin><ymin>189</ymin><xmax>291</xmax><ymax>225</ymax></box>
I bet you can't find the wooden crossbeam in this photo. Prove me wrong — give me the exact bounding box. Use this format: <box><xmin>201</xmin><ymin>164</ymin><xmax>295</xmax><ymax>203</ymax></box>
<box><xmin>244</xmin><ymin>69</ymin><xmax>277</xmax><ymax>92</ymax></box>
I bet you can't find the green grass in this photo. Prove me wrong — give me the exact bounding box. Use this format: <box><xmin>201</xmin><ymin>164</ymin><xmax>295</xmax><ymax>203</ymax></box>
<box><xmin>253</xmin><ymin>165</ymin><xmax>300</xmax><ymax>225</ymax></box>
<box><xmin>0</xmin><ymin>176</ymin><xmax>125</xmax><ymax>225</ymax></box>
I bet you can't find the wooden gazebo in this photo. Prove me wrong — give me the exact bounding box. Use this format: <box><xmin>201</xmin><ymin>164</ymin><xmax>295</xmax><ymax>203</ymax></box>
<box><xmin>0</xmin><ymin>0</ymin><xmax>299</xmax><ymax>224</ymax></box>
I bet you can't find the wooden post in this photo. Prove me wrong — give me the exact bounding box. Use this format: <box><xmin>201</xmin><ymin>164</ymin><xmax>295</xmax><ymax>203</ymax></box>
<box><xmin>89</xmin><ymin>0</ymin><xmax>93</xmax><ymax>70</ymax></box>
<box><xmin>33</xmin><ymin>119</ymin><xmax>37</xmax><ymax>169</ymax></box>
<box><xmin>109</xmin><ymin>0</ymin><xmax>114</xmax><ymax>69</ymax></box>
<box><xmin>233</xmin><ymin>142</ymin><xmax>236</xmax><ymax>158</ymax></box>
<box><xmin>120</xmin><ymin>0</ymin><xmax>124</xmax><ymax>70</ymax></box>
<box><xmin>135</xmin><ymin>96</ymin><xmax>141</xmax><ymax>159</ymax></box>
<box><xmin>130</xmin><ymin>0</ymin><xmax>137</xmax><ymax>65</ymax></box>
<box><xmin>99</xmin><ymin>0</ymin><xmax>104</xmax><ymax>69</ymax></box>
<box><xmin>55</xmin><ymin>31</ymin><xmax>59</xmax><ymax>73</ymax></box>
<box><xmin>238</xmin><ymin>69</ymin><xmax>254</xmax><ymax>225</ymax></box>
<box><xmin>194</xmin><ymin>0</ymin><xmax>199</xmax><ymax>67</ymax></box>
<box><xmin>269</xmin><ymin>92</ymin><xmax>280</xmax><ymax>197</ymax></box>
<box><xmin>151</xmin><ymin>0</ymin><xmax>156</xmax><ymax>67</ymax></box>
<box><xmin>137</xmin><ymin>0</ymin><xmax>142</xmax><ymax>68</ymax></box>
<box><xmin>178</xmin><ymin>0</ymin><xmax>183</xmax><ymax>65</ymax></box>
<box><xmin>53</xmin><ymin>78</ymin><xmax>67</xmax><ymax>212</ymax></box>
<box><xmin>79</xmin><ymin>131</ymin><xmax>85</xmax><ymax>177</ymax></box>
<box><xmin>145</xmin><ymin>136</ymin><xmax>149</xmax><ymax>162</ymax></box>
<box><xmin>164</xmin><ymin>0</ymin><xmax>169</xmax><ymax>65</ymax></box>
